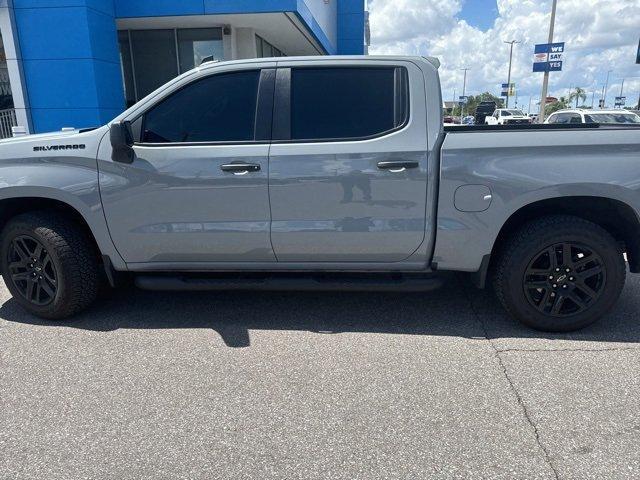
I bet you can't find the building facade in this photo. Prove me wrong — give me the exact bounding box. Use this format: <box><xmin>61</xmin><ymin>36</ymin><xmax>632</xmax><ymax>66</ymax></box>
<box><xmin>0</xmin><ymin>0</ymin><xmax>367</xmax><ymax>135</ymax></box>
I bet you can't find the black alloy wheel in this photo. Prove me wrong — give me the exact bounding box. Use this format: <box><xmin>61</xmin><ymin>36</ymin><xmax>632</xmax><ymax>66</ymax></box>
<box><xmin>523</xmin><ymin>242</ymin><xmax>605</xmax><ymax>317</ymax></box>
<box><xmin>493</xmin><ymin>215</ymin><xmax>626</xmax><ymax>332</ymax></box>
<box><xmin>1</xmin><ymin>212</ymin><xmax>100</xmax><ymax>319</ymax></box>
<box><xmin>7</xmin><ymin>235</ymin><xmax>58</xmax><ymax>306</ymax></box>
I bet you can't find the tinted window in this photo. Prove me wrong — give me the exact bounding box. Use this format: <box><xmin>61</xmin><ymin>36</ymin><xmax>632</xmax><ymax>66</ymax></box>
<box><xmin>569</xmin><ymin>114</ymin><xmax>582</xmax><ymax>124</ymax></box>
<box><xmin>586</xmin><ymin>113</ymin><xmax>640</xmax><ymax>124</ymax></box>
<box><xmin>550</xmin><ymin>113</ymin><xmax>571</xmax><ymax>124</ymax></box>
<box><xmin>141</xmin><ymin>70</ymin><xmax>260</xmax><ymax>143</ymax></box>
<box><xmin>290</xmin><ymin>67</ymin><xmax>406</xmax><ymax>140</ymax></box>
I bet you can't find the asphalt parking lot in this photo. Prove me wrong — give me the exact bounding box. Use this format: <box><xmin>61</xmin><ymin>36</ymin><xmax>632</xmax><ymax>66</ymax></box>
<box><xmin>1</xmin><ymin>273</ymin><xmax>639</xmax><ymax>480</ymax></box>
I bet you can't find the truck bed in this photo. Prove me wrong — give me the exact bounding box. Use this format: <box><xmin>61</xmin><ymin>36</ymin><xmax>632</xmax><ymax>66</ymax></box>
<box><xmin>445</xmin><ymin>123</ymin><xmax>640</xmax><ymax>133</ymax></box>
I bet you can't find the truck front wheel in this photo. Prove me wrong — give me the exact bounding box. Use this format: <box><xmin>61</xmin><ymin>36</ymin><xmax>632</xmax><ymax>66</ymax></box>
<box><xmin>0</xmin><ymin>212</ymin><xmax>99</xmax><ymax>320</ymax></box>
<box><xmin>493</xmin><ymin>215</ymin><xmax>626</xmax><ymax>332</ymax></box>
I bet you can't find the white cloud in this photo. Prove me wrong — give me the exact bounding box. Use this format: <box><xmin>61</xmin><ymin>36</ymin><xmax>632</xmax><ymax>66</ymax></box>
<box><xmin>369</xmin><ymin>0</ymin><xmax>640</xmax><ymax>109</ymax></box>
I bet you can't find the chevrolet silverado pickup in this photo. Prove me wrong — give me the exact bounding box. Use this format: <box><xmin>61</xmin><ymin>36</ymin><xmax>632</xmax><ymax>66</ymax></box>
<box><xmin>1</xmin><ymin>56</ymin><xmax>639</xmax><ymax>332</ymax></box>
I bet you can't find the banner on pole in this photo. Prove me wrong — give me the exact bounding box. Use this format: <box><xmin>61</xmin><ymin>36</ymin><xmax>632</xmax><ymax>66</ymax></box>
<box><xmin>501</xmin><ymin>83</ymin><xmax>515</xmax><ymax>97</ymax></box>
<box><xmin>533</xmin><ymin>42</ymin><xmax>565</xmax><ymax>72</ymax></box>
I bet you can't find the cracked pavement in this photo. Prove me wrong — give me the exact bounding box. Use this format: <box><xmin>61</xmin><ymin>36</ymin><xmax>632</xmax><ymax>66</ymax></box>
<box><xmin>1</xmin><ymin>273</ymin><xmax>639</xmax><ymax>479</ymax></box>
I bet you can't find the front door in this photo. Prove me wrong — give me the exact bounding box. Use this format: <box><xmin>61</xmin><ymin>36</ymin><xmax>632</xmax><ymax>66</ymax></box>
<box><xmin>99</xmin><ymin>65</ymin><xmax>276</xmax><ymax>265</ymax></box>
<box><xmin>268</xmin><ymin>61</ymin><xmax>430</xmax><ymax>262</ymax></box>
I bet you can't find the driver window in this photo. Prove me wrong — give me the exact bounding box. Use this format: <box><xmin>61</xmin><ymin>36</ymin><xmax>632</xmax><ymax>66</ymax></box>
<box><xmin>139</xmin><ymin>70</ymin><xmax>261</xmax><ymax>143</ymax></box>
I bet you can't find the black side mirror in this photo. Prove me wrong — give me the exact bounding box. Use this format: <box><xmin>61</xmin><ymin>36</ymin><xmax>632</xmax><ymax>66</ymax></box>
<box><xmin>110</xmin><ymin>121</ymin><xmax>135</xmax><ymax>164</ymax></box>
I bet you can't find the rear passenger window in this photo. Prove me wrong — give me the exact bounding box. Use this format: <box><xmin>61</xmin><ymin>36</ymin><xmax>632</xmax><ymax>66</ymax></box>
<box><xmin>290</xmin><ymin>67</ymin><xmax>408</xmax><ymax>141</ymax></box>
<box><xmin>141</xmin><ymin>70</ymin><xmax>260</xmax><ymax>143</ymax></box>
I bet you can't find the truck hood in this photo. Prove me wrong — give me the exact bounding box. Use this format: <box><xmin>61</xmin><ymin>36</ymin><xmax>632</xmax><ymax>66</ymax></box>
<box><xmin>0</xmin><ymin>126</ymin><xmax>108</xmax><ymax>160</ymax></box>
<box><xmin>0</xmin><ymin>128</ymin><xmax>98</xmax><ymax>146</ymax></box>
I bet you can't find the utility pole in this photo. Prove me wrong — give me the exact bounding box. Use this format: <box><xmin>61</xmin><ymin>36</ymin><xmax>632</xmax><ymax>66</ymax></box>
<box><xmin>538</xmin><ymin>0</ymin><xmax>557</xmax><ymax>124</ymax></box>
<box><xmin>460</xmin><ymin>67</ymin><xmax>470</xmax><ymax>119</ymax></box>
<box><xmin>504</xmin><ymin>40</ymin><xmax>520</xmax><ymax>108</ymax></box>
<box><xmin>617</xmin><ymin>78</ymin><xmax>625</xmax><ymax>108</ymax></box>
<box><xmin>602</xmin><ymin>69</ymin><xmax>613</xmax><ymax>108</ymax></box>
<box><xmin>591</xmin><ymin>91</ymin><xmax>596</xmax><ymax>109</ymax></box>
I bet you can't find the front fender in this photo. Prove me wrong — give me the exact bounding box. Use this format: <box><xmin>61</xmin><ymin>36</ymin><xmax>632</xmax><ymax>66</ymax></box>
<box><xmin>0</xmin><ymin>161</ymin><xmax>126</xmax><ymax>270</ymax></box>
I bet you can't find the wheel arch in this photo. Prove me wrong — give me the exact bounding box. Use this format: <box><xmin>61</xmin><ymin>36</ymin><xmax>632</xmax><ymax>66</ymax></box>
<box><xmin>0</xmin><ymin>192</ymin><xmax>126</xmax><ymax>271</ymax></box>
<box><xmin>490</xmin><ymin>196</ymin><xmax>640</xmax><ymax>275</ymax></box>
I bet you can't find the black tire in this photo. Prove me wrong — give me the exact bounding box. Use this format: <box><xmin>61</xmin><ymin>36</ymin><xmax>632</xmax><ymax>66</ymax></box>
<box><xmin>0</xmin><ymin>212</ymin><xmax>99</xmax><ymax>319</ymax></box>
<box><xmin>493</xmin><ymin>215</ymin><xmax>626</xmax><ymax>332</ymax></box>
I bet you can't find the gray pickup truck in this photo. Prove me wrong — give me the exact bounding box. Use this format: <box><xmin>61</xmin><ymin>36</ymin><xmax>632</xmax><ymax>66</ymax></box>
<box><xmin>1</xmin><ymin>56</ymin><xmax>639</xmax><ymax>332</ymax></box>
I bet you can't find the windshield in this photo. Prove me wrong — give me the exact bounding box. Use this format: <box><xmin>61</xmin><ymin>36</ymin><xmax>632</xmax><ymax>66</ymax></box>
<box><xmin>585</xmin><ymin>113</ymin><xmax>640</xmax><ymax>124</ymax></box>
<box><xmin>502</xmin><ymin>110</ymin><xmax>524</xmax><ymax>116</ymax></box>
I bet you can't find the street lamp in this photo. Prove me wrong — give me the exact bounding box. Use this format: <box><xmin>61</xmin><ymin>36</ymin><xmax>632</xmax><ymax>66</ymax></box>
<box><xmin>504</xmin><ymin>40</ymin><xmax>521</xmax><ymax>108</ymax></box>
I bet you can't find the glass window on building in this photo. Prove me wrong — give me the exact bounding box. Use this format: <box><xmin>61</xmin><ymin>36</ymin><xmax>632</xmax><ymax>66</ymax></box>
<box><xmin>0</xmin><ymin>32</ymin><xmax>14</xmax><ymax>110</ymax></box>
<box><xmin>178</xmin><ymin>28</ymin><xmax>224</xmax><ymax>74</ymax></box>
<box><xmin>255</xmin><ymin>35</ymin><xmax>284</xmax><ymax>58</ymax></box>
<box><xmin>118</xmin><ymin>28</ymin><xmax>224</xmax><ymax>105</ymax></box>
<box><xmin>0</xmin><ymin>31</ymin><xmax>17</xmax><ymax>139</ymax></box>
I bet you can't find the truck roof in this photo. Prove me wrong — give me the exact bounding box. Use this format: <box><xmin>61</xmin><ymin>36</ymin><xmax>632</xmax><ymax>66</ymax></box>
<box><xmin>197</xmin><ymin>55</ymin><xmax>441</xmax><ymax>71</ymax></box>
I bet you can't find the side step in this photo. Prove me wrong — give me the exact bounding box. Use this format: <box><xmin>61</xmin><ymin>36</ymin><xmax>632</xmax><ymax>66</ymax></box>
<box><xmin>135</xmin><ymin>273</ymin><xmax>445</xmax><ymax>293</ymax></box>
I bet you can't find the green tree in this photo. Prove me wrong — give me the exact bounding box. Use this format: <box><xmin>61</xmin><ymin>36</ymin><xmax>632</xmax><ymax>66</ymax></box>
<box><xmin>569</xmin><ymin>87</ymin><xmax>587</xmax><ymax>108</ymax></box>
<box><xmin>544</xmin><ymin>96</ymin><xmax>569</xmax><ymax>116</ymax></box>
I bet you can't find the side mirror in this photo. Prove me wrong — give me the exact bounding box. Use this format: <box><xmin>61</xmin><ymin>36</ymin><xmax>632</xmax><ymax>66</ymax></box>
<box><xmin>110</xmin><ymin>121</ymin><xmax>135</xmax><ymax>164</ymax></box>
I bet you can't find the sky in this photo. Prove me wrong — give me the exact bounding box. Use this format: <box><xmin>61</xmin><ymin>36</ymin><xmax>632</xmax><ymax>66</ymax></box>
<box><xmin>367</xmin><ymin>0</ymin><xmax>640</xmax><ymax>111</ymax></box>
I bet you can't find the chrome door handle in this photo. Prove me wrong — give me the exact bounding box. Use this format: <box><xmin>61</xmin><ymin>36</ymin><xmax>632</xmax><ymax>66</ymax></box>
<box><xmin>377</xmin><ymin>161</ymin><xmax>419</xmax><ymax>173</ymax></box>
<box><xmin>220</xmin><ymin>163</ymin><xmax>261</xmax><ymax>175</ymax></box>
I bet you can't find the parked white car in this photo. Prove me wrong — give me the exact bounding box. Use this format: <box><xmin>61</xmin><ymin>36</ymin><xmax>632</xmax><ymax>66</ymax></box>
<box><xmin>545</xmin><ymin>109</ymin><xmax>640</xmax><ymax>125</ymax></box>
<box><xmin>485</xmin><ymin>109</ymin><xmax>532</xmax><ymax>125</ymax></box>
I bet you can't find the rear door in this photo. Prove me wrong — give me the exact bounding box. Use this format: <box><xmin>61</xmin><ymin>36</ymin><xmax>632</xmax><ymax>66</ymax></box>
<box><xmin>267</xmin><ymin>60</ymin><xmax>430</xmax><ymax>262</ymax></box>
<box><xmin>98</xmin><ymin>63</ymin><xmax>277</xmax><ymax>265</ymax></box>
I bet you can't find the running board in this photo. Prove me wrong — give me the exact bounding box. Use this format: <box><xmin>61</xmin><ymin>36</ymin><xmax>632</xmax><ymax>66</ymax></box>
<box><xmin>135</xmin><ymin>274</ymin><xmax>445</xmax><ymax>293</ymax></box>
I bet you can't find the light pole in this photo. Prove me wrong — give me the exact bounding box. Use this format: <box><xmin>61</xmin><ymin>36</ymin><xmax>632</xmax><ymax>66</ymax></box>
<box><xmin>602</xmin><ymin>69</ymin><xmax>613</xmax><ymax>108</ymax></box>
<box><xmin>504</xmin><ymin>40</ymin><xmax>520</xmax><ymax>108</ymax></box>
<box><xmin>591</xmin><ymin>91</ymin><xmax>596</xmax><ymax>109</ymax></box>
<box><xmin>538</xmin><ymin>0</ymin><xmax>557</xmax><ymax>124</ymax></box>
<box><xmin>460</xmin><ymin>67</ymin><xmax>470</xmax><ymax>119</ymax></box>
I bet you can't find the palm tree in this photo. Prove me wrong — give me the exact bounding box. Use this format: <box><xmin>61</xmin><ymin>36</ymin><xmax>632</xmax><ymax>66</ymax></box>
<box><xmin>569</xmin><ymin>87</ymin><xmax>587</xmax><ymax>108</ymax></box>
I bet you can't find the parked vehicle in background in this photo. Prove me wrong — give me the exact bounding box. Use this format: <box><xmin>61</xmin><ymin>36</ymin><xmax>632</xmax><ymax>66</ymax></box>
<box><xmin>485</xmin><ymin>109</ymin><xmax>532</xmax><ymax>125</ymax></box>
<box><xmin>528</xmin><ymin>114</ymin><xmax>539</xmax><ymax>123</ymax></box>
<box><xmin>474</xmin><ymin>101</ymin><xmax>497</xmax><ymax>125</ymax></box>
<box><xmin>546</xmin><ymin>109</ymin><xmax>640</xmax><ymax>125</ymax></box>
<box><xmin>1</xmin><ymin>55</ymin><xmax>640</xmax><ymax>333</ymax></box>
<box><xmin>461</xmin><ymin>115</ymin><xmax>475</xmax><ymax>125</ymax></box>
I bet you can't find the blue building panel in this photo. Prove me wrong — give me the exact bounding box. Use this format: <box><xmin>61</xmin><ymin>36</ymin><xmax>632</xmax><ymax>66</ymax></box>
<box><xmin>30</xmin><ymin>107</ymin><xmax>120</xmax><ymax>133</ymax></box>
<box><xmin>205</xmin><ymin>0</ymin><xmax>297</xmax><ymax>14</ymax></box>
<box><xmin>11</xmin><ymin>0</ymin><xmax>365</xmax><ymax>132</ymax></box>
<box><xmin>338</xmin><ymin>0</ymin><xmax>364</xmax><ymax>14</ymax></box>
<box><xmin>12</xmin><ymin>0</ymin><xmax>114</xmax><ymax>16</ymax></box>
<box><xmin>114</xmin><ymin>0</ymin><xmax>205</xmax><ymax>18</ymax></box>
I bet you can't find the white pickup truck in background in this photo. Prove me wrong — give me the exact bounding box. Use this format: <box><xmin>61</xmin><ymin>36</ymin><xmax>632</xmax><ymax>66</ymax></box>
<box><xmin>485</xmin><ymin>109</ymin><xmax>532</xmax><ymax>125</ymax></box>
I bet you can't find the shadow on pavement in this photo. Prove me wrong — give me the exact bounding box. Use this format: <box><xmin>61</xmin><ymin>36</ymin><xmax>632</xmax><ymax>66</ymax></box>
<box><xmin>2</xmin><ymin>274</ymin><xmax>639</xmax><ymax>348</ymax></box>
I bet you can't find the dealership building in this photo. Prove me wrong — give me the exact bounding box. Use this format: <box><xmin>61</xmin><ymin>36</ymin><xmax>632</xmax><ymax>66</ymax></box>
<box><xmin>0</xmin><ymin>0</ymin><xmax>368</xmax><ymax>136</ymax></box>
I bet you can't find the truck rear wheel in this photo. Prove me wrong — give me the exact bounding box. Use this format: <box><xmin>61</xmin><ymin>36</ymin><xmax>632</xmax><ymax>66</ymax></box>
<box><xmin>493</xmin><ymin>215</ymin><xmax>626</xmax><ymax>332</ymax></box>
<box><xmin>0</xmin><ymin>212</ymin><xmax>99</xmax><ymax>320</ymax></box>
